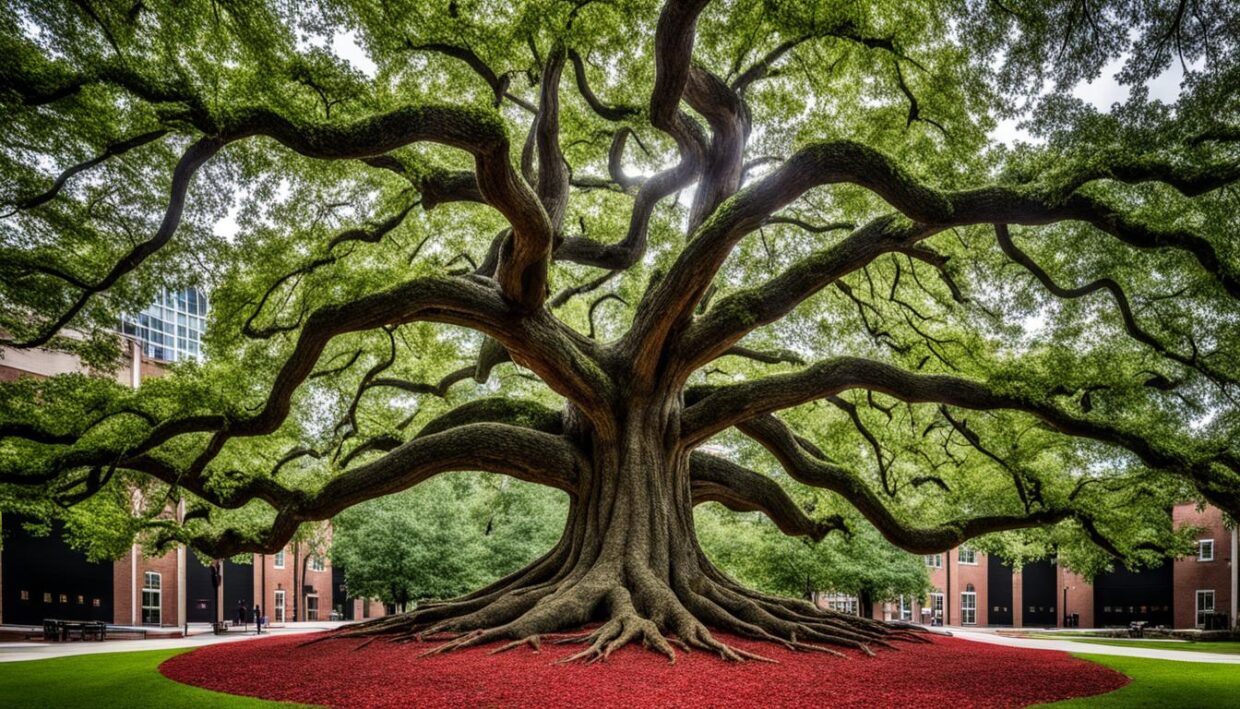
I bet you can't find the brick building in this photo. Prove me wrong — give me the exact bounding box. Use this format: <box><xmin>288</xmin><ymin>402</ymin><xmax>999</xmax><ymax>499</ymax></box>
<box><xmin>848</xmin><ymin>503</ymin><xmax>1237</xmax><ymax>630</ymax></box>
<box><xmin>1</xmin><ymin>289</ymin><xmax>385</xmax><ymax>628</ymax></box>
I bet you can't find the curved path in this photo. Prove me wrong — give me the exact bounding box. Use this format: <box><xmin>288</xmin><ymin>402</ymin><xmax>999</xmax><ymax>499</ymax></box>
<box><xmin>948</xmin><ymin>628</ymin><xmax>1240</xmax><ymax>664</ymax></box>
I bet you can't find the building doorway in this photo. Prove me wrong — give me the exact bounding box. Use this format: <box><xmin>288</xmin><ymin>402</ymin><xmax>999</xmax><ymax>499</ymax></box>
<box><xmin>1196</xmin><ymin>590</ymin><xmax>1215</xmax><ymax>628</ymax></box>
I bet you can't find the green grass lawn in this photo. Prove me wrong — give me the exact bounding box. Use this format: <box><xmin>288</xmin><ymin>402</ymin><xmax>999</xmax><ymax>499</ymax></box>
<box><xmin>0</xmin><ymin>648</ymin><xmax>318</xmax><ymax>709</ymax></box>
<box><xmin>1037</xmin><ymin>653</ymin><xmax>1240</xmax><ymax>708</ymax></box>
<box><xmin>1022</xmin><ymin>635</ymin><xmax>1240</xmax><ymax>654</ymax></box>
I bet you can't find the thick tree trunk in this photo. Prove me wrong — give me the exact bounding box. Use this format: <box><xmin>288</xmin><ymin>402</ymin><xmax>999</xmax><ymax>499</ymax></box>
<box><xmin>318</xmin><ymin>397</ymin><xmax>924</xmax><ymax>661</ymax></box>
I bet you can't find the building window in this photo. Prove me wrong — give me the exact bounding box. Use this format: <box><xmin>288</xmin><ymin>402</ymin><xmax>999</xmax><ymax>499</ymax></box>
<box><xmin>77</xmin><ymin>595</ymin><xmax>85</xmax><ymax>605</ymax></box>
<box><xmin>1198</xmin><ymin>539</ymin><xmax>1214</xmax><ymax>561</ymax></box>
<box><xmin>59</xmin><ymin>594</ymin><xmax>68</xmax><ymax>604</ymax></box>
<box><xmin>43</xmin><ymin>592</ymin><xmax>52</xmax><ymax>603</ymax></box>
<box><xmin>1196</xmin><ymin>590</ymin><xmax>1215</xmax><ymax>628</ymax></box>
<box><xmin>898</xmin><ymin>595</ymin><xmax>912</xmax><ymax>621</ymax></box>
<box><xmin>306</xmin><ymin>595</ymin><xmax>319</xmax><ymax>621</ymax></box>
<box><xmin>924</xmin><ymin>554</ymin><xmax>943</xmax><ymax>568</ymax></box>
<box><xmin>820</xmin><ymin>593</ymin><xmax>859</xmax><ymax>615</ymax></box>
<box><xmin>142</xmin><ymin>572</ymin><xmax>161</xmax><ymax>625</ymax></box>
<box><xmin>273</xmin><ymin>550</ymin><xmax>285</xmax><ymax>569</ymax></box>
<box><xmin>958</xmin><ymin>547</ymin><xmax>977</xmax><ymax>565</ymax></box>
<box><xmin>119</xmin><ymin>287</ymin><xmax>209</xmax><ymax>363</ymax></box>
<box><xmin>92</xmin><ymin>598</ymin><xmax>101</xmax><ymax>607</ymax></box>
<box><xmin>930</xmin><ymin>593</ymin><xmax>944</xmax><ymax>623</ymax></box>
<box><xmin>19</xmin><ymin>590</ymin><xmax>29</xmax><ymax>601</ymax></box>
<box><xmin>310</xmin><ymin>556</ymin><xmax>325</xmax><ymax>572</ymax></box>
<box><xmin>274</xmin><ymin>590</ymin><xmax>286</xmax><ymax>623</ymax></box>
<box><xmin>961</xmin><ymin>592</ymin><xmax>977</xmax><ymax>625</ymax></box>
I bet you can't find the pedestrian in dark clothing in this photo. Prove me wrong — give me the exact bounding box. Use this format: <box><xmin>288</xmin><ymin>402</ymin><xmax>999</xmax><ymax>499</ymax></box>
<box><xmin>236</xmin><ymin>600</ymin><xmax>247</xmax><ymax>626</ymax></box>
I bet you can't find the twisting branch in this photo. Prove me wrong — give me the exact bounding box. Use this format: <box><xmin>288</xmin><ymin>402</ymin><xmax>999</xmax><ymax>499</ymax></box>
<box><xmin>683</xmin><ymin>64</ymin><xmax>747</xmax><ymax>231</ymax></box>
<box><xmin>244</xmin><ymin>200</ymin><xmax>418</xmax><ymax>340</ymax></box>
<box><xmin>689</xmin><ymin>452</ymin><xmax>846</xmax><ymax>541</ymax></box>
<box><xmin>826</xmin><ymin>395</ymin><xmax>895</xmax><ymax>497</ymax></box>
<box><xmin>680</xmin><ymin>356</ymin><xmax>1240</xmax><ymax>517</ymax></box>
<box><xmin>568</xmin><ymin>49</ymin><xmax>639</xmax><ymax>121</ymax></box>
<box><xmin>3</xmin><ymin>128</ymin><xmax>168</xmax><ymax>215</ymax></box>
<box><xmin>587</xmin><ymin>293</ymin><xmax>626</xmax><ymax>339</ymax></box>
<box><xmin>553</xmin><ymin>0</ymin><xmax>710</xmax><ymax>273</ymax></box>
<box><xmin>549</xmin><ymin>269</ymin><xmax>619</xmax><ymax>308</ymax></box>
<box><xmin>763</xmin><ymin>215</ymin><xmax>856</xmax><ymax>233</ymax></box>
<box><xmin>714</xmin><ymin>345</ymin><xmax>805</xmax><ymax>366</ymax></box>
<box><xmin>406</xmin><ymin>41</ymin><xmax>535</xmax><ymax>111</ymax></box>
<box><xmin>731</xmin><ymin>414</ymin><xmax>1073</xmax><ymax>555</ymax></box>
<box><xmin>189</xmin><ymin>421</ymin><xmax>583</xmax><ymax>558</ymax></box>
<box><xmin>533</xmin><ymin>43</ymin><xmax>570</xmax><ymax>229</ymax></box>
<box><xmin>663</xmin><ymin>140</ymin><xmax>1240</xmax><ymax>372</ymax></box>
<box><xmin>995</xmin><ymin>224</ymin><xmax>1237</xmax><ymax>386</ymax></box>
<box><xmin>938</xmin><ymin>405</ymin><xmax>1033</xmax><ymax>512</ymax></box>
<box><xmin>3</xmin><ymin>138</ymin><xmax>223</xmax><ymax>348</ymax></box>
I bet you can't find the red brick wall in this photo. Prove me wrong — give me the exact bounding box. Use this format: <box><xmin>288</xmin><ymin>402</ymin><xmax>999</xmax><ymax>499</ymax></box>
<box><xmin>0</xmin><ymin>365</ymin><xmax>34</xmax><ymax>382</ymax></box>
<box><xmin>1172</xmin><ymin>504</ymin><xmax>1232</xmax><ymax>628</ymax></box>
<box><xmin>1058</xmin><ymin>568</ymin><xmax>1094</xmax><ymax>628</ymax></box>
<box><xmin>1012</xmin><ymin>569</ymin><xmax>1023</xmax><ymax>627</ymax></box>
<box><xmin>352</xmin><ymin>598</ymin><xmax>388</xmax><ymax>619</ymax></box>
<box><xmin>113</xmin><ymin>545</ymin><xmax>180</xmax><ymax>626</ymax></box>
<box><xmin>253</xmin><ymin>551</ymin><xmax>296</xmax><ymax>623</ymax></box>
<box><xmin>951</xmin><ymin>550</ymin><xmax>988</xmax><ymax>626</ymax></box>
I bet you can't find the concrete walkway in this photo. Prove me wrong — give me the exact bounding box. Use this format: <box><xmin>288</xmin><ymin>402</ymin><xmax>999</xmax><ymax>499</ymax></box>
<box><xmin>0</xmin><ymin>621</ymin><xmax>347</xmax><ymax>663</ymax></box>
<box><xmin>3</xmin><ymin>620</ymin><xmax>1237</xmax><ymax>665</ymax></box>
<box><xmin>947</xmin><ymin>627</ymin><xmax>1240</xmax><ymax>664</ymax></box>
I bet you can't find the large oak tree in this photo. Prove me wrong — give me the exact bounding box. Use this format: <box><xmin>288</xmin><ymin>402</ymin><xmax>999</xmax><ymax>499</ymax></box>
<box><xmin>1</xmin><ymin>0</ymin><xmax>1237</xmax><ymax>661</ymax></box>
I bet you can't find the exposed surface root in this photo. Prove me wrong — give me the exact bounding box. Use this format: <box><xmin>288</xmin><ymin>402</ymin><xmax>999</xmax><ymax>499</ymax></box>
<box><xmin>311</xmin><ymin>560</ymin><xmax>927</xmax><ymax>665</ymax></box>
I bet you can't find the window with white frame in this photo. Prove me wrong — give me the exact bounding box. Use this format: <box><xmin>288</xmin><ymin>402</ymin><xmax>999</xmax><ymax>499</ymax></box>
<box><xmin>274</xmin><ymin>590</ymin><xmax>286</xmax><ymax>622</ymax></box>
<box><xmin>924</xmin><ymin>554</ymin><xmax>943</xmax><ymax>568</ymax></box>
<box><xmin>930</xmin><ymin>593</ymin><xmax>944</xmax><ymax>622</ymax></box>
<box><xmin>961</xmin><ymin>591</ymin><xmax>977</xmax><ymax>625</ymax></box>
<box><xmin>820</xmin><ymin>593</ymin><xmax>859</xmax><ymax>615</ymax></box>
<box><xmin>306</xmin><ymin>595</ymin><xmax>319</xmax><ymax>621</ymax></box>
<box><xmin>898</xmin><ymin>595</ymin><xmax>912</xmax><ymax>621</ymax></box>
<box><xmin>273</xmin><ymin>549</ymin><xmax>285</xmax><ymax>569</ymax></box>
<box><xmin>958</xmin><ymin>547</ymin><xmax>977</xmax><ymax>565</ymax></box>
<box><xmin>1196</xmin><ymin>590</ymin><xmax>1215</xmax><ymax>628</ymax></box>
<box><xmin>1198</xmin><ymin>539</ymin><xmax>1215</xmax><ymax>561</ymax></box>
<box><xmin>310</xmin><ymin>555</ymin><xmax>325</xmax><ymax>572</ymax></box>
<box><xmin>142</xmin><ymin>572</ymin><xmax>161</xmax><ymax>625</ymax></box>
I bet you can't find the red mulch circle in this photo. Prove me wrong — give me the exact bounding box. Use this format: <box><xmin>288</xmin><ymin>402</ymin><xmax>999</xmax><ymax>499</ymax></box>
<box><xmin>160</xmin><ymin>631</ymin><xmax>1126</xmax><ymax>708</ymax></box>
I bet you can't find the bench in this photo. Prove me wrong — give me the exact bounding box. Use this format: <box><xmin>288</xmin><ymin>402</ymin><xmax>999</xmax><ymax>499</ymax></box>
<box><xmin>42</xmin><ymin>619</ymin><xmax>107</xmax><ymax>641</ymax></box>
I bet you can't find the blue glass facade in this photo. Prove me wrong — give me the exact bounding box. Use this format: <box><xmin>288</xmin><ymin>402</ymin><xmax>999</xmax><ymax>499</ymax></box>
<box><xmin>120</xmin><ymin>287</ymin><xmax>208</xmax><ymax>362</ymax></box>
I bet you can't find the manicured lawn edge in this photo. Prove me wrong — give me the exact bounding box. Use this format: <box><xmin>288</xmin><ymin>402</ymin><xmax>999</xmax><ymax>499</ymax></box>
<box><xmin>0</xmin><ymin>647</ymin><xmax>319</xmax><ymax>709</ymax></box>
<box><xmin>1035</xmin><ymin>653</ymin><xmax>1240</xmax><ymax>708</ymax></box>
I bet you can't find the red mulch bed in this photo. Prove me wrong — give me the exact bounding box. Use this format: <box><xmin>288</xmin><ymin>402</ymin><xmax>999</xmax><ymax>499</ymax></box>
<box><xmin>160</xmin><ymin>631</ymin><xmax>1126</xmax><ymax>708</ymax></box>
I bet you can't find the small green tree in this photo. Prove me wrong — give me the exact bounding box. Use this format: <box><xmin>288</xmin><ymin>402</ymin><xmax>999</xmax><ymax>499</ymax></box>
<box><xmin>696</xmin><ymin>504</ymin><xmax>929</xmax><ymax>615</ymax></box>
<box><xmin>331</xmin><ymin>475</ymin><xmax>566</xmax><ymax>609</ymax></box>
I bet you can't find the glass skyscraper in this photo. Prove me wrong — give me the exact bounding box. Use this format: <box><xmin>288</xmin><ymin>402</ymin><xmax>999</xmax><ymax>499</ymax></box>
<box><xmin>120</xmin><ymin>287</ymin><xmax>208</xmax><ymax>362</ymax></box>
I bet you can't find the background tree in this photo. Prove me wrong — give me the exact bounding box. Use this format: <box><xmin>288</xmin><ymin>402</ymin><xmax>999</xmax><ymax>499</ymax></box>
<box><xmin>696</xmin><ymin>504</ymin><xmax>930</xmax><ymax>613</ymax></box>
<box><xmin>1</xmin><ymin>0</ymin><xmax>1237</xmax><ymax>662</ymax></box>
<box><xmin>331</xmin><ymin>475</ymin><xmax>566</xmax><ymax>609</ymax></box>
